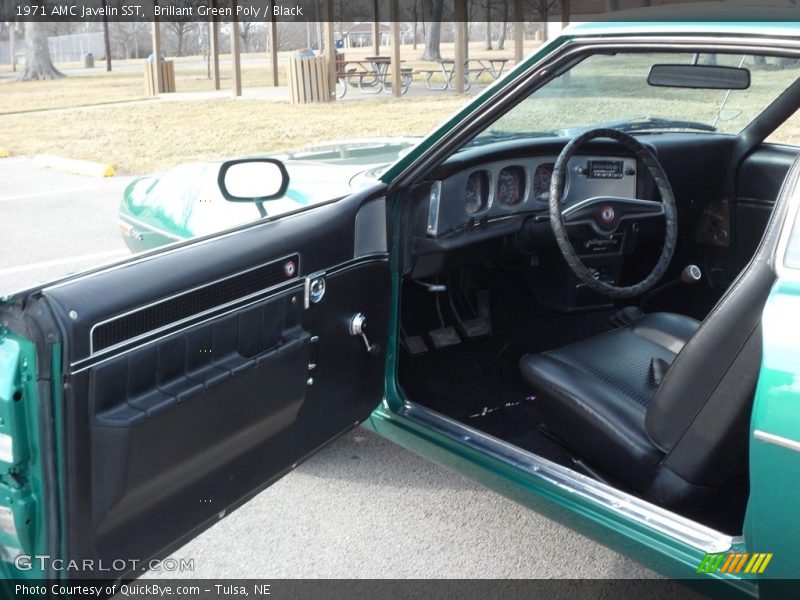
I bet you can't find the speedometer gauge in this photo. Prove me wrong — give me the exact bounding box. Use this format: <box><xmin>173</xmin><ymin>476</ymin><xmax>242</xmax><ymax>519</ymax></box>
<box><xmin>465</xmin><ymin>171</ymin><xmax>490</xmax><ymax>215</ymax></box>
<box><xmin>533</xmin><ymin>163</ymin><xmax>554</xmax><ymax>203</ymax></box>
<box><xmin>497</xmin><ymin>166</ymin><xmax>526</xmax><ymax>206</ymax></box>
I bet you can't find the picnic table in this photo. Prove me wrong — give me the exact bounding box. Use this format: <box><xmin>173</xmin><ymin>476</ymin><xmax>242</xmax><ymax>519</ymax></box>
<box><xmin>479</xmin><ymin>58</ymin><xmax>510</xmax><ymax>80</ymax></box>
<box><xmin>422</xmin><ymin>58</ymin><xmax>510</xmax><ymax>91</ymax></box>
<box><xmin>336</xmin><ymin>56</ymin><xmax>414</xmax><ymax>98</ymax></box>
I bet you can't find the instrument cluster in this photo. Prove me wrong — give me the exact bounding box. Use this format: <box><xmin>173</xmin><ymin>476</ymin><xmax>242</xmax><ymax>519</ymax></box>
<box><xmin>426</xmin><ymin>155</ymin><xmax>637</xmax><ymax>238</ymax></box>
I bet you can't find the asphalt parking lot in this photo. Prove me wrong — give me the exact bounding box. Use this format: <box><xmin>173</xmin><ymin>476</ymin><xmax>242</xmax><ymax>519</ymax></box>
<box><xmin>0</xmin><ymin>157</ymin><xmax>661</xmax><ymax>579</ymax></box>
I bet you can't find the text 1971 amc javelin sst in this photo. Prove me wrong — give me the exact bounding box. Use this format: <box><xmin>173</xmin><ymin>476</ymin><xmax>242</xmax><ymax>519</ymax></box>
<box><xmin>2</xmin><ymin>19</ymin><xmax>800</xmax><ymax>597</ymax></box>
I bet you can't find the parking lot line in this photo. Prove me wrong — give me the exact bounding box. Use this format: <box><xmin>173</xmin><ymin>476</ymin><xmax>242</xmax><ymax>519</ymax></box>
<box><xmin>0</xmin><ymin>249</ymin><xmax>129</xmax><ymax>276</ymax></box>
<box><xmin>0</xmin><ymin>182</ymin><xmax>127</xmax><ymax>203</ymax></box>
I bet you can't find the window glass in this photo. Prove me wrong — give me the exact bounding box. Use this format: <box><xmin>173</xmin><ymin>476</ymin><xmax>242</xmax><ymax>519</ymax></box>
<box><xmin>469</xmin><ymin>52</ymin><xmax>800</xmax><ymax>148</ymax></box>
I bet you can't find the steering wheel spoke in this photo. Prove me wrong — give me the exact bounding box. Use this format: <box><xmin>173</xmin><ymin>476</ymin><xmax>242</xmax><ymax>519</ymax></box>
<box><xmin>562</xmin><ymin>196</ymin><xmax>665</xmax><ymax>235</ymax></box>
<box><xmin>550</xmin><ymin>128</ymin><xmax>678</xmax><ymax>299</ymax></box>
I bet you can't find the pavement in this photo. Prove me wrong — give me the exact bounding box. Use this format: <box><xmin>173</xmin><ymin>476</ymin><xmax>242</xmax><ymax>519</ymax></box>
<box><xmin>0</xmin><ymin>157</ymin><xmax>133</xmax><ymax>294</ymax></box>
<box><xmin>0</xmin><ymin>157</ymin><xmax>662</xmax><ymax>579</ymax></box>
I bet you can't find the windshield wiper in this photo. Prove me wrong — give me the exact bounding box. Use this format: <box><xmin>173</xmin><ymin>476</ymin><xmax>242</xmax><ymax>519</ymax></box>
<box><xmin>602</xmin><ymin>116</ymin><xmax>717</xmax><ymax>133</ymax></box>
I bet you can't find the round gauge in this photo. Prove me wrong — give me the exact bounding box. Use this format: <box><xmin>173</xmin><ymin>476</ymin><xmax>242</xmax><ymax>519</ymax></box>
<box><xmin>533</xmin><ymin>163</ymin><xmax>554</xmax><ymax>203</ymax></box>
<box><xmin>465</xmin><ymin>171</ymin><xmax>490</xmax><ymax>215</ymax></box>
<box><xmin>496</xmin><ymin>166</ymin><xmax>526</xmax><ymax>206</ymax></box>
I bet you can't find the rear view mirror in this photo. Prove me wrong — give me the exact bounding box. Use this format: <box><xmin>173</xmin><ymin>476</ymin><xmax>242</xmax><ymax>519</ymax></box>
<box><xmin>648</xmin><ymin>64</ymin><xmax>751</xmax><ymax>90</ymax></box>
<box><xmin>218</xmin><ymin>158</ymin><xmax>289</xmax><ymax>202</ymax></box>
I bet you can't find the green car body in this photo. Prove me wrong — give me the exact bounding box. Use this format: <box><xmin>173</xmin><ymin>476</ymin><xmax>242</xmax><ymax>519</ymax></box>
<box><xmin>119</xmin><ymin>138</ymin><xmax>419</xmax><ymax>252</ymax></box>
<box><xmin>3</xmin><ymin>19</ymin><xmax>800</xmax><ymax>595</ymax></box>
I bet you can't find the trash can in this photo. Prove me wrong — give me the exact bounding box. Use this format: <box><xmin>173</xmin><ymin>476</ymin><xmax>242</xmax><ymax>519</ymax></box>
<box><xmin>293</xmin><ymin>48</ymin><xmax>316</xmax><ymax>59</ymax></box>
<box><xmin>144</xmin><ymin>58</ymin><xmax>176</xmax><ymax>96</ymax></box>
<box><xmin>288</xmin><ymin>52</ymin><xmax>332</xmax><ymax>104</ymax></box>
<box><xmin>84</xmin><ymin>53</ymin><xmax>94</xmax><ymax>68</ymax></box>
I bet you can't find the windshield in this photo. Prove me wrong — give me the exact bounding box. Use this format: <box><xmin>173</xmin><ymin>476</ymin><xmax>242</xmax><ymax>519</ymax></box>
<box><xmin>470</xmin><ymin>51</ymin><xmax>800</xmax><ymax>146</ymax></box>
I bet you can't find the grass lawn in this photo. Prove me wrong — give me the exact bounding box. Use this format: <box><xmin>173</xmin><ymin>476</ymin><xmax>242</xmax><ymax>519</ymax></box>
<box><xmin>0</xmin><ymin>96</ymin><xmax>469</xmax><ymax>174</ymax></box>
<box><xmin>5</xmin><ymin>44</ymin><xmax>800</xmax><ymax>176</ymax></box>
<box><xmin>0</xmin><ymin>40</ymin><xmax>535</xmax><ymax>174</ymax></box>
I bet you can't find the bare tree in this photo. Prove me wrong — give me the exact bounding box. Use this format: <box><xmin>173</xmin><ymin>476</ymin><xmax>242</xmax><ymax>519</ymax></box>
<box><xmin>165</xmin><ymin>21</ymin><xmax>198</xmax><ymax>56</ymax></box>
<box><xmin>102</xmin><ymin>0</ymin><xmax>112</xmax><ymax>71</ymax></box>
<box><xmin>522</xmin><ymin>0</ymin><xmax>559</xmax><ymax>40</ymax></box>
<box><xmin>484</xmin><ymin>0</ymin><xmax>493</xmax><ymax>50</ymax></box>
<box><xmin>239</xmin><ymin>21</ymin><xmax>257</xmax><ymax>52</ymax></box>
<box><xmin>527</xmin><ymin>0</ymin><xmax>559</xmax><ymax>26</ymax></box>
<box><xmin>497</xmin><ymin>0</ymin><xmax>511</xmax><ymax>49</ymax></box>
<box><xmin>111</xmin><ymin>22</ymin><xmax>148</xmax><ymax>59</ymax></box>
<box><xmin>412</xmin><ymin>0</ymin><xmax>419</xmax><ymax>49</ymax></box>
<box><xmin>421</xmin><ymin>0</ymin><xmax>444</xmax><ymax>60</ymax></box>
<box><xmin>19</xmin><ymin>22</ymin><xmax>65</xmax><ymax>80</ymax></box>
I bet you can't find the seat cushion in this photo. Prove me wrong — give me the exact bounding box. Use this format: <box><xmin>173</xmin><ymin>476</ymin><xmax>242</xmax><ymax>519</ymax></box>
<box><xmin>519</xmin><ymin>313</ymin><xmax>700</xmax><ymax>490</ymax></box>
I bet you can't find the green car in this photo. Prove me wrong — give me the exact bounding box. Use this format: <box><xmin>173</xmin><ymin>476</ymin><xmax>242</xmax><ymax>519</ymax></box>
<box><xmin>3</xmin><ymin>20</ymin><xmax>800</xmax><ymax>596</ymax></box>
<box><xmin>118</xmin><ymin>137</ymin><xmax>420</xmax><ymax>252</ymax></box>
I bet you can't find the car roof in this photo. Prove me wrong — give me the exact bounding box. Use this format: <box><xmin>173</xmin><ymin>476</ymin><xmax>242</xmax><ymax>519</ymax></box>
<box><xmin>566</xmin><ymin>4</ymin><xmax>800</xmax><ymax>40</ymax></box>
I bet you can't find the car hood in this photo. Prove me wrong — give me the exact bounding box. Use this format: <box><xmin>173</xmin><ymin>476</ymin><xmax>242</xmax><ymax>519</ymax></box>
<box><xmin>121</xmin><ymin>137</ymin><xmax>419</xmax><ymax>240</ymax></box>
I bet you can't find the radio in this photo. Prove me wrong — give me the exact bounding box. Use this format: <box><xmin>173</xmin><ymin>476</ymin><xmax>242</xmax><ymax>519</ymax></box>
<box><xmin>587</xmin><ymin>160</ymin><xmax>624</xmax><ymax>179</ymax></box>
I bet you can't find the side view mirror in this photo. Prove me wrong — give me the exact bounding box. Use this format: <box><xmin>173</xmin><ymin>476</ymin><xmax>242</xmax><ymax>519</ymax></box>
<box><xmin>218</xmin><ymin>158</ymin><xmax>289</xmax><ymax>202</ymax></box>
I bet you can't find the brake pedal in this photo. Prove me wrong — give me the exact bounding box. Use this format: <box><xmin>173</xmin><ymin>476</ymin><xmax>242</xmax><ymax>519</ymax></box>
<box><xmin>428</xmin><ymin>326</ymin><xmax>461</xmax><ymax>349</ymax></box>
<box><xmin>448</xmin><ymin>287</ymin><xmax>493</xmax><ymax>340</ymax></box>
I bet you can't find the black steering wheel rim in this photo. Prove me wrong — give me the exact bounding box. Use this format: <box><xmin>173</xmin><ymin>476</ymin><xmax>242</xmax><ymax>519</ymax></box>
<box><xmin>549</xmin><ymin>128</ymin><xmax>678</xmax><ymax>299</ymax></box>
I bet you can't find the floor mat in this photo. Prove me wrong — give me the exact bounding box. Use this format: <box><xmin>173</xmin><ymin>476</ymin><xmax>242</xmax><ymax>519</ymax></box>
<box><xmin>399</xmin><ymin>336</ymin><xmax>575</xmax><ymax>468</ymax></box>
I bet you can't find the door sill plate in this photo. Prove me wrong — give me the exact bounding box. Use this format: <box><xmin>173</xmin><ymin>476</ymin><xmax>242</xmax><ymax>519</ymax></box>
<box><xmin>400</xmin><ymin>401</ymin><xmax>736</xmax><ymax>554</ymax></box>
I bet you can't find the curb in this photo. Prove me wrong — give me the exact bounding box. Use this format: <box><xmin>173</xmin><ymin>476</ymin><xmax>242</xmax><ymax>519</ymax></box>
<box><xmin>33</xmin><ymin>154</ymin><xmax>115</xmax><ymax>178</ymax></box>
<box><xmin>0</xmin><ymin>148</ymin><xmax>9</xmax><ymax>158</ymax></box>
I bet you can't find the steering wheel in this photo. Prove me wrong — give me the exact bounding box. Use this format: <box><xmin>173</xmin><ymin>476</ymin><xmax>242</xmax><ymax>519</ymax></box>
<box><xmin>549</xmin><ymin>128</ymin><xmax>678</xmax><ymax>299</ymax></box>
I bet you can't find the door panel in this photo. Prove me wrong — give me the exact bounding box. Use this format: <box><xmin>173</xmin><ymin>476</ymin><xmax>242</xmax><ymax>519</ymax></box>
<box><xmin>29</xmin><ymin>187</ymin><xmax>391</xmax><ymax>576</ymax></box>
<box><xmin>735</xmin><ymin>145</ymin><xmax>799</xmax><ymax>272</ymax></box>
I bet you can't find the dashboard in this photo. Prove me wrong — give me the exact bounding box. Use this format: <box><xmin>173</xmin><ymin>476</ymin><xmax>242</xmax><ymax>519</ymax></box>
<box><xmin>425</xmin><ymin>154</ymin><xmax>637</xmax><ymax>238</ymax></box>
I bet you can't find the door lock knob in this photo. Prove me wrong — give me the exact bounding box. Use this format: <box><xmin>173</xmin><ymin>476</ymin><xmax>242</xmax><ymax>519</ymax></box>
<box><xmin>350</xmin><ymin>313</ymin><xmax>381</xmax><ymax>355</ymax></box>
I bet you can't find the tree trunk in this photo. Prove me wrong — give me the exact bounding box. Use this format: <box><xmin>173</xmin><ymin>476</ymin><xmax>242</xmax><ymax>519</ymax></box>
<box><xmin>497</xmin><ymin>1</ymin><xmax>509</xmax><ymax>49</ymax></box>
<box><xmin>102</xmin><ymin>9</ymin><xmax>112</xmax><ymax>71</ymax></box>
<box><xmin>421</xmin><ymin>0</ymin><xmax>443</xmax><ymax>60</ymax></box>
<box><xmin>20</xmin><ymin>22</ymin><xmax>65</xmax><ymax>81</ymax></box>
<box><xmin>606</xmin><ymin>0</ymin><xmax>619</xmax><ymax>10</ymax></box>
<box><xmin>412</xmin><ymin>0</ymin><xmax>418</xmax><ymax>49</ymax></box>
<box><xmin>484</xmin><ymin>0</ymin><xmax>493</xmax><ymax>50</ymax></box>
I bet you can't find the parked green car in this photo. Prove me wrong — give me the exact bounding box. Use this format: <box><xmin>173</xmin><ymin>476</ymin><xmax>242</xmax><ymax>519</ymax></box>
<box><xmin>118</xmin><ymin>138</ymin><xmax>419</xmax><ymax>252</ymax></box>
<box><xmin>3</xmin><ymin>20</ymin><xmax>800</xmax><ymax>597</ymax></box>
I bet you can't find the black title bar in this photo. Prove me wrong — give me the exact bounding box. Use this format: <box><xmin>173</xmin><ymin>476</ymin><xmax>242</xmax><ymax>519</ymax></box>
<box><xmin>2</xmin><ymin>0</ymin><xmax>800</xmax><ymax>23</ymax></box>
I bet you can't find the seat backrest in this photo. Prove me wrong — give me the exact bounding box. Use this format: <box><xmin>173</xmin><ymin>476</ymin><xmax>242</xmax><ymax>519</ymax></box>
<box><xmin>644</xmin><ymin>154</ymin><xmax>800</xmax><ymax>493</ymax></box>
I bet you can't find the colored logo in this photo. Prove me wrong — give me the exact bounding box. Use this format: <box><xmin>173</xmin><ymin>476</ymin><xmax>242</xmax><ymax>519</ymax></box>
<box><xmin>696</xmin><ymin>552</ymin><xmax>773</xmax><ymax>574</ymax></box>
<box><xmin>600</xmin><ymin>205</ymin><xmax>615</xmax><ymax>224</ymax></box>
<box><xmin>284</xmin><ymin>260</ymin><xmax>297</xmax><ymax>277</ymax></box>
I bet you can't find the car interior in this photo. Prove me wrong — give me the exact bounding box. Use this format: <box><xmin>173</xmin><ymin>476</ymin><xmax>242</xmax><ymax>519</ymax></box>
<box><xmin>9</xmin><ymin>43</ymin><xmax>800</xmax><ymax>577</ymax></box>
<box><xmin>395</xmin><ymin>49</ymin><xmax>800</xmax><ymax>536</ymax></box>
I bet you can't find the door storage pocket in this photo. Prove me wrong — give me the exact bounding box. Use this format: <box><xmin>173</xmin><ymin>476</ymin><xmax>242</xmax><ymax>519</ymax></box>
<box><xmin>88</xmin><ymin>296</ymin><xmax>312</xmax><ymax>533</ymax></box>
